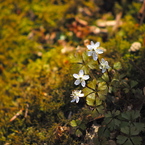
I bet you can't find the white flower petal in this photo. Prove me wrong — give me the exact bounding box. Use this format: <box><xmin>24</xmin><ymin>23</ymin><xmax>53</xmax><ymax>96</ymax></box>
<box><xmin>94</xmin><ymin>42</ymin><xmax>100</xmax><ymax>48</ymax></box>
<box><xmin>88</xmin><ymin>51</ymin><xmax>93</xmax><ymax>56</ymax></box>
<box><xmin>83</xmin><ymin>75</ymin><xmax>89</xmax><ymax>80</ymax></box>
<box><xmin>74</xmin><ymin>79</ymin><xmax>80</xmax><ymax>85</ymax></box>
<box><xmin>87</xmin><ymin>45</ymin><xmax>93</xmax><ymax>50</ymax></box>
<box><xmin>79</xmin><ymin>93</ymin><xmax>84</xmax><ymax>97</ymax></box>
<box><xmin>96</xmin><ymin>49</ymin><xmax>103</xmax><ymax>54</ymax></box>
<box><xmin>102</xmin><ymin>69</ymin><xmax>106</xmax><ymax>73</ymax></box>
<box><xmin>71</xmin><ymin>99</ymin><xmax>76</xmax><ymax>103</ymax></box>
<box><xmin>76</xmin><ymin>97</ymin><xmax>80</xmax><ymax>103</ymax></box>
<box><xmin>101</xmin><ymin>58</ymin><xmax>105</xmax><ymax>63</ymax></box>
<box><xmin>79</xmin><ymin>70</ymin><xmax>84</xmax><ymax>76</ymax></box>
<box><xmin>92</xmin><ymin>52</ymin><xmax>98</xmax><ymax>61</ymax></box>
<box><xmin>91</xmin><ymin>41</ymin><xmax>95</xmax><ymax>46</ymax></box>
<box><xmin>73</xmin><ymin>74</ymin><xmax>79</xmax><ymax>79</ymax></box>
<box><xmin>99</xmin><ymin>65</ymin><xmax>102</xmax><ymax>69</ymax></box>
<box><xmin>81</xmin><ymin>80</ymin><xmax>86</xmax><ymax>87</ymax></box>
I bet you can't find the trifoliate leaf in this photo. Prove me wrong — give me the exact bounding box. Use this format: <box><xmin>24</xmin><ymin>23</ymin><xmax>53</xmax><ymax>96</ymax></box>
<box><xmin>113</xmin><ymin>62</ymin><xmax>122</xmax><ymax>70</ymax></box>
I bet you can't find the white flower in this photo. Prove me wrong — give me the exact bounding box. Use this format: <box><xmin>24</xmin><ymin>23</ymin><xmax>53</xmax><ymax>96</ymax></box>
<box><xmin>87</xmin><ymin>41</ymin><xmax>103</xmax><ymax>61</ymax></box>
<box><xmin>73</xmin><ymin>70</ymin><xmax>89</xmax><ymax>87</ymax></box>
<box><xmin>99</xmin><ymin>58</ymin><xmax>110</xmax><ymax>73</ymax></box>
<box><xmin>70</xmin><ymin>90</ymin><xmax>84</xmax><ymax>103</ymax></box>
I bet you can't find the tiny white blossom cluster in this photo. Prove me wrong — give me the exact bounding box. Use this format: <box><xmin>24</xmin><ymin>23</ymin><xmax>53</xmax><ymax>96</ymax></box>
<box><xmin>70</xmin><ymin>41</ymin><xmax>110</xmax><ymax>103</ymax></box>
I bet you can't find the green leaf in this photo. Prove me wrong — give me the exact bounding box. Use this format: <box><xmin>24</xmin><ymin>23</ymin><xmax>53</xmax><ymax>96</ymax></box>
<box><xmin>96</xmin><ymin>105</ymin><xmax>105</xmax><ymax>114</ymax></box>
<box><xmin>98</xmin><ymin>82</ymin><xmax>108</xmax><ymax>100</ymax></box>
<box><xmin>117</xmin><ymin>135</ymin><xmax>128</xmax><ymax>144</ymax></box>
<box><xmin>134</xmin><ymin>123</ymin><xmax>145</xmax><ymax>132</ymax></box>
<box><xmin>76</xmin><ymin>119</ymin><xmax>82</xmax><ymax>126</ymax></box>
<box><xmin>88</xmin><ymin>79</ymin><xmax>97</xmax><ymax>90</ymax></box>
<box><xmin>87</xmin><ymin>60</ymin><xmax>97</xmax><ymax>69</ymax></box>
<box><xmin>101</xmin><ymin>73</ymin><xmax>109</xmax><ymax>82</ymax></box>
<box><xmin>70</xmin><ymin>53</ymin><xmax>82</xmax><ymax>63</ymax></box>
<box><xmin>121</xmin><ymin>126</ymin><xmax>130</xmax><ymax>135</ymax></box>
<box><xmin>131</xmin><ymin>136</ymin><xmax>142</xmax><ymax>145</ymax></box>
<box><xmin>70</xmin><ymin>120</ymin><xmax>77</xmax><ymax>127</ymax></box>
<box><xmin>130</xmin><ymin>126</ymin><xmax>140</xmax><ymax>135</ymax></box>
<box><xmin>98</xmin><ymin>127</ymin><xmax>110</xmax><ymax>138</ymax></box>
<box><xmin>82</xmin><ymin>52</ymin><xmax>88</xmax><ymax>62</ymax></box>
<box><xmin>86</xmin><ymin>93</ymin><xmax>95</xmax><ymax>106</ymax></box>
<box><xmin>95</xmin><ymin>97</ymin><xmax>102</xmax><ymax>106</ymax></box>
<box><xmin>105</xmin><ymin>111</ymin><xmax>112</xmax><ymax>118</ymax></box>
<box><xmin>121</xmin><ymin>110</ymin><xmax>140</xmax><ymax>121</ymax></box>
<box><xmin>98</xmin><ymin>82</ymin><xmax>107</xmax><ymax>91</ymax></box>
<box><xmin>76</xmin><ymin>129</ymin><xmax>82</xmax><ymax>137</ymax></box>
<box><xmin>114</xmin><ymin>118</ymin><xmax>121</xmax><ymax>127</ymax></box>
<box><xmin>113</xmin><ymin>62</ymin><xmax>122</xmax><ymax>70</ymax></box>
<box><xmin>79</xmin><ymin>123</ymin><xmax>86</xmax><ymax>130</ymax></box>
<box><xmin>124</xmin><ymin>139</ymin><xmax>133</xmax><ymax>145</ymax></box>
<box><xmin>83</xmin><ymin>87</ymin><xmax>93</xmax><ymax>96</ymax></box>
<box><xmin>130</xmin><ymin>80</ymin><xmax>138</xmax><ymax>88</ymax></box>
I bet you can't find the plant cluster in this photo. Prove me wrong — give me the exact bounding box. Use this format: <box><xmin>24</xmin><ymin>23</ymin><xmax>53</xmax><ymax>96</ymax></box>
<box><xmin>69</xmin><ymin>39</ymin><xmax>145</xmax><ymax>144</ymax></box>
